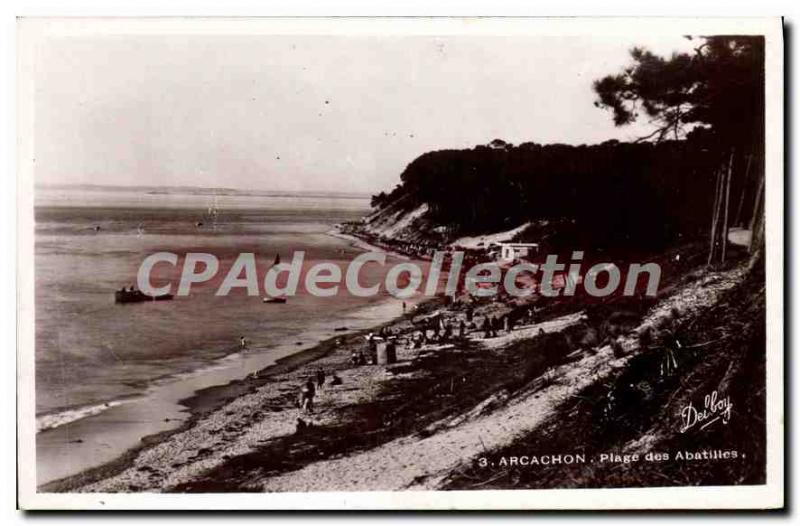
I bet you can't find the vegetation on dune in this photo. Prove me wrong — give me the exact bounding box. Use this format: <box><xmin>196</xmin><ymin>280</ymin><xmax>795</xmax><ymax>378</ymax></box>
<box><xmin>443</xmin><ymin>266</ymin><xmax>766</xmax><ymax>490</ymax></box>
<box><xmin>383</xmin><ymin>140</ymin><xmax>721</xmax><ymax>249</ymax></box>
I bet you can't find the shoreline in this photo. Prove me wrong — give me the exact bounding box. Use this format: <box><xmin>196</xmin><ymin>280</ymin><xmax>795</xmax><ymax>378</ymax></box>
<box><xmin>40</xmin><ymin>227</ymin><xmax>432</xmax><ymax>492</ymax></box>
<box><xmin>326</xmin><ymin>226</ymin><xmax>412</xmax><ymax>260</ymax></box>
<box><xmin>41</xmin><ymin>231</ymin><xmax>756</xmax><ymax>492</ymax></box>
<box><xmin>40</xmin><ymin>327</ymin><xmax>368</xmax><ymax>492</ymax></box>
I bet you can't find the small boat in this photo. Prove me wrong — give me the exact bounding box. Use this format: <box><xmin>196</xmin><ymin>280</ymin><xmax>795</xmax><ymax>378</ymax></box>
<box><xmin>262</xmin><ymin>297</ymin><xmax>287</xmax><ymax>304</ymax></box>
<box><xmin>115</xmin><ymin>289</ymin><xmax>174</xmax><ymax>304</ymax></box>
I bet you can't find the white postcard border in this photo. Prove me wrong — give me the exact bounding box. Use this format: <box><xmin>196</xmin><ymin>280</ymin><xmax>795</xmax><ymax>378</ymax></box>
<box><xmin>16</xmin><ymin>15</ymin><xmax>784</xmax><ymax>510</ymax></box>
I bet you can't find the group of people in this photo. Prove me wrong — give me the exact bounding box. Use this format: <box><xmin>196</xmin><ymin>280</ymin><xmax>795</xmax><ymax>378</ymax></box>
<box><xmin>377</xmin><ymin>238</ymin><xmax>439</xmax><ymax>259</ymax></box>
<box><xmin>297</xmin><ymin>368</ymin><xmax>342</xmax><ymax>413</ymax></box>
<box><xmin>473</xmin><ymin>304</ymin><xmax>542</xmax><ymax>339</ymax></box>
<box><xmin>409</xmin><ymin>321</ymin><xmax>462</xmax><ymax>348</ymax></box>
<box><xmin>408</xmin><ymin>309</ymin><xmax>519</xmax><ymax>345</ymax></box>
<box><xmin>420</xmin><ymin>310</ymin><xmax>525</xmax><ymax>342</ymax></box>
<box><xmin>350</xmin><ymin>349</ymin><xmax>368</xmax><ymax>366</ymax></box>
<box><xmin>292</xmin><ymin>301</ymin><xmax>540</xmax><ymax>418</ymax></box>
<box><xmin>480</xmin><ymin>315</ymin><xmax>510</xmax><ymax>338</ymax></box>
<box><xmin>289</xmin><ymin>302</ymin><xmax>547</xmax><ymax>442</ymax></box>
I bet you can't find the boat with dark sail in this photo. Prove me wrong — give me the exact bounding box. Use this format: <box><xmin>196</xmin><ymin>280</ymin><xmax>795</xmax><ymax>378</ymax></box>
<box><xmin>262</xmin><ymin>296</ymin><xmax>287</xmax><ymax>304</ymax></box>
<box><xmin>114</xmin><ymin>288</ymin><xmax>174</xmax><ymax>304</ymax></box>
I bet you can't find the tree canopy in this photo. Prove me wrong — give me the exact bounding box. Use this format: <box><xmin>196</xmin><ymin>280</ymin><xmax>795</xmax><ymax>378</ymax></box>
<box><xmin>593</xmin><ymin>36</ymin><xmax>764</xmax><ymax>152</ymax></box>
<box><xmin>391</xmin><ymin>140</ymin><xmax>718</xmax><ymax>250</ymax></box>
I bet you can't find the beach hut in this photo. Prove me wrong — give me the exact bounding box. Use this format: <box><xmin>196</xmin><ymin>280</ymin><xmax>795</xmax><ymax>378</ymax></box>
<box><xmin>497</xmin><ymin>242</ymin><xmax>539</xmax><ymax>263</ymax></box>
<box><xmin>376</xmin><ymin>341</ymin><xmax>397</xmax><ymax>365</ymax></box>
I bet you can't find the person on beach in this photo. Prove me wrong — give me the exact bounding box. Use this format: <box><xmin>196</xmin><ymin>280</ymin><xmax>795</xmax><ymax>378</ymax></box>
<box><xmin>482</xmin><ymin>317</ymin><xmax>491</xmax><ymax>339</ymax></box>
<box><xmin>350</xmin><ymin>349</ymin><xmax>366</xmax><ymax>365</ymax></box>
<box><xmin>295</xmin><ymin>418</ymin><xmax>316</xmax><ymax>434</ymax></box>
<box><xmin>316</xmin><ymin>368</ymin><xmax>325</xmax><ymax>389</ymax></box>
<box><xmin>295</xmin><ymin>418</ymin><xmax>309</xmax><ymax>434</ymax></box>
<box><xmin>239</xmin><ymin>336</ymin><xmax>248</xmax><ymax>349</ymax></box>
<box><xmin>367</xmin><ymin>334</ymin><xmax>378</xmax><ymax>363</ymax></box>
<box><xmin>300</xmin><ymin>377</ymin><xmax>316</xmax><ymax>413</ymax></box>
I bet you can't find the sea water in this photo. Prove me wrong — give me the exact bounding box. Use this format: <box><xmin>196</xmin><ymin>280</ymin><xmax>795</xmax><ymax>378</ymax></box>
<box><xmin>34</xmin><ymin>186</ymin><xmax>409</xmax><ymax>485</ymax></box>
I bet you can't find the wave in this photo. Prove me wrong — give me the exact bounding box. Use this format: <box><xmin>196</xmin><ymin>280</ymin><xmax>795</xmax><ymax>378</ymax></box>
<box><xmin>36</xmin><ymin>400</ymin><xmax>127</xmax><ymax>433</ymax></box>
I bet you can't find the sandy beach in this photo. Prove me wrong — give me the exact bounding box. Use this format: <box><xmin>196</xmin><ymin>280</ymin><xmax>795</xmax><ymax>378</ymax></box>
<box><xmin>39</xmin><ymin>226</ymin><xmax>437</xmax><ymax>492</ymax></box>
<box><xmin>41</xmin><ymin>221</ymin><xmax>760</xmax><ymax>493</ymax></box>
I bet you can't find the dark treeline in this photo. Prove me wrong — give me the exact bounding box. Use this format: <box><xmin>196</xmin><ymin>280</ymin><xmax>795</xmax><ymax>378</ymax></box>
<box><xmin>371</xmin><ymin>36</ymin><xmax>764</xmax><ymax>253</ymax></box>
<box><xmin>374</xmin><ymin>139</ymin><xmax>746</xmax><ymax>250</ymax></box>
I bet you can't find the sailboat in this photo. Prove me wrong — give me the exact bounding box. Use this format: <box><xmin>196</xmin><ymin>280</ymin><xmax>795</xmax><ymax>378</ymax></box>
<box><xmin>262</xmin><ymin>296</ymin><xmax>287</xmax><ymax>304</ymax></box>
<box><xmin>196</xmin><ymin>194</ymin><xmax>220</xmax><ymax>229</ymax></box>
<box><xmin>262</xmin><ymin>254</ymin><xmax>287</xmax><ymax>303</ymax></box>
<box><xmin>207</xmin><ymin>195</ymin><xmax>220</xmax><ymax>230</ymax></box>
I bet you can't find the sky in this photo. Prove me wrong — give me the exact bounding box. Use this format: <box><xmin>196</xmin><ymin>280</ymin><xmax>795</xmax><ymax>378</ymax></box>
<box><xmin>33</xmin><ymin>33</ymin><xmax>697</xmax><ymax>194</ymax></box>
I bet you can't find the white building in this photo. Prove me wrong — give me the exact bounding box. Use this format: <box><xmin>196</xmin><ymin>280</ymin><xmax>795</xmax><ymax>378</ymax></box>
<box><xmin>497</xmin><ymin>242</ymin><xmax>539</xmax><ymax>262</ymax></box>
